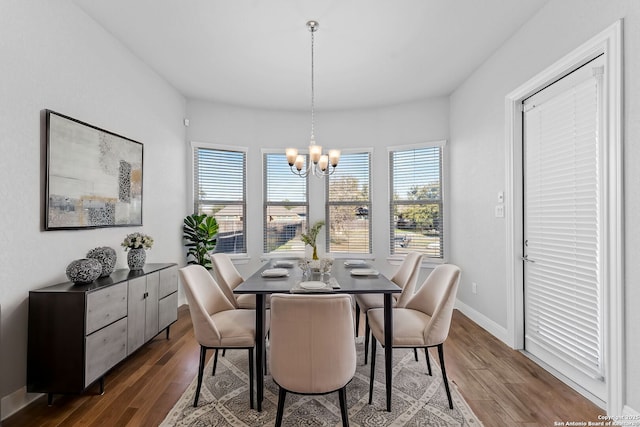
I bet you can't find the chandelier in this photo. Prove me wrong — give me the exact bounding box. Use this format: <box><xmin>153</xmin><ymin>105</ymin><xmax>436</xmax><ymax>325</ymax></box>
<box><xmin>286</xmin><ymin>20</ymin><xmax>340</xmax><ymax>177</ymax></box>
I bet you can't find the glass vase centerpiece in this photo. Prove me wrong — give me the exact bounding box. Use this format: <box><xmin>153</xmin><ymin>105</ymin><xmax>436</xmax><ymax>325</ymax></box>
<box><xmin>299</xmin><ymin>256</ymin><xmax>333</xmax><ymax>281</ymax></box>
<box><xmin>122</xmin><ymin>232</ymin><xmax>154</xmax><ymax>270</ymax></box>
<box><xmin>300</xmin><ymin>220</ymin><xmax>325</xmax><ymax>260</ymax></box>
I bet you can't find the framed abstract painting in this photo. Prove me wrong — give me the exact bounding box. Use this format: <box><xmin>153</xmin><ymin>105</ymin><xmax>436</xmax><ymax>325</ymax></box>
<box><xmin>44</xmin><ymin>110</ymin><xmax>143</xmax><ymax>230</ymax></box>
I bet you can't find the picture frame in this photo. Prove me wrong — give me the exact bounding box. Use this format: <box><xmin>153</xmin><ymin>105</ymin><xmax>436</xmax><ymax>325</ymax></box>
<box><xmin>44</xmin><ymin>110</ymin><xmax>143</xmax><ymax>230</ymax></box>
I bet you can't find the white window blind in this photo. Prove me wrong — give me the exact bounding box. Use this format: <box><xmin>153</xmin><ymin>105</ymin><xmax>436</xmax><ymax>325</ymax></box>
<box><xmin>263</xmin><ymin>153</ymin><xmax>309</xmax><ymax>253</ymax></box>
<box><xmin>192</xmin><ymin>145</ymin><xmax>246</xmax><ymax>254</ymax></box>
<box><xmin>326</xmin><ymin>152</ymin><xmax>371</xmax><ymax>254</ymax></box>
<box><xmin>389</xmin><ymin>144</ymin><xmax>444</xmax><ymax>258</ymax></box>
<box><xmin>523</xmin><ymin>67</ymin><xmax>602</xmax><ymax>380</ymax></box>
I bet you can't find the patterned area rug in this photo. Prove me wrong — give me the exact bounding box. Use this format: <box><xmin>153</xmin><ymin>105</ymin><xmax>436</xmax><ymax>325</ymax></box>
<box><xmin>161</xmin><ymin>340</ymin><xmax>483</xmax><ymax>426</ymax></box>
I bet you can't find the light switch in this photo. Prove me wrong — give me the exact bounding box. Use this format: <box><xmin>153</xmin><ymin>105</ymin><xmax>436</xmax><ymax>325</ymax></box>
<box><xmin>495</xmin><ymin>204</ymin><xmax>505</xmax><ymax>218</ymax></box>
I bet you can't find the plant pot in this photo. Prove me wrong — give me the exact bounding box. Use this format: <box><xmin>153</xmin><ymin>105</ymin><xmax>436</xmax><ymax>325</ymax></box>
<box><xmin>127</xmin><ymin>248</ymin><xmax>146</xmax><ymax>270</ymax></box>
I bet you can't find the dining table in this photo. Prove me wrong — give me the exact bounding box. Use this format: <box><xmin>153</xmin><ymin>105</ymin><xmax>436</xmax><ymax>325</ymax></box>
<box><xmin>233</xmin><ymin>259</ymin><xmax>401</xmax><ymax>412</ymax></box>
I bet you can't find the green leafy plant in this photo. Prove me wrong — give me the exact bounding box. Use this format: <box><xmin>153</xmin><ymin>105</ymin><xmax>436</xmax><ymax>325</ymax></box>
<box><xmin>300</xmin><ymin>220</ymin><xmax>325</xmax><ymax>260</ymax></box>
<box><xmin>183</xmin><ymin>214</ymin><xmax>218</xmax><ymax>269</ymax></box>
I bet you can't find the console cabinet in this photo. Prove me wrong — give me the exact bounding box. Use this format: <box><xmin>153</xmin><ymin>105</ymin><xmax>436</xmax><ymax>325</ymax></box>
<box><xmin>27</xmin><ymin>263</ymin><xmax>177</xmax><ymax>403</ymax></box>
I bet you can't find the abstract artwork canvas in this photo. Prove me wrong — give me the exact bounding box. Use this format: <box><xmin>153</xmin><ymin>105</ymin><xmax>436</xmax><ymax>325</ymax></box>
<box><xmin>45</xmin><ymin>110</ymin><xmax>143</xmax><ymax>229</ymax></box>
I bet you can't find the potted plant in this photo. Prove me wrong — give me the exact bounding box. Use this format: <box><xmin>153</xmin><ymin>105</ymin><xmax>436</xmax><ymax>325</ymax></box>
<box><xmin>300</xmin><ymin>220</ymin><xmax>325</xmax><ymax>260</ymax></box>
<box><xmin>183</xmin><ymin>213</ymin><xmax>218</xmax><ymax>269</ymax></box>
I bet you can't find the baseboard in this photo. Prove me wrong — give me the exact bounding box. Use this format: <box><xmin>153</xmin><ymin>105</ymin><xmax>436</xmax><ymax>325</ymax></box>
<box><xmin>454</xmin><ymin>299</ymin><xmax>510</xmax><ymax>347</ymax></box>
<box><xmin>623</xmin><ymin>404</ymin><xmax>640</xmax><ymax>416</ymax></box>
<box><xmin>1</xmin><ymin>387</ymin><xmax>41</xmax><ymax>421</ymax></box>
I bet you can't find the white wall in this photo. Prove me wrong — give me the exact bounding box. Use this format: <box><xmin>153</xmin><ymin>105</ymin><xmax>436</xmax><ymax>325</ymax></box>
<box><xmin>0</xmin><ymin>0</ymin><xmax>187</xmax><ymax>418</ymax></box>
<box><xmin>449</xmin><ymin>0</ymin><xmax>639</xmax><ymax>412</ymax></box>
<box><xmin>186</xmin><ymin>97</ymin><xmax>449</xmax><ymax>280</ymax></box>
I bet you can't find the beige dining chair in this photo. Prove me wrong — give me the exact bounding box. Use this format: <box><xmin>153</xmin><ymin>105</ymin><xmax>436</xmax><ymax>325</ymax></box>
<box><xmin>367</xmin><ymin>263</ymin><xmax>461</xmax><ymax>410</ymax></box>
<box><xmin>179</xmin><ymin>264</ymin><xmax>267</xmax><ymax>409</ymax></box>
<box><xmin>210</xmin><ymin>252</ymin><xmax>257</xmax><ymax>309</ymax></box>
<box><xmin>355</xmin><ymin>251</ymin><xmax>423</xmax><ymax>364</ymax></box>
<box><xmin>269</xmin><ymin>294</ymin><xmax>356</xmax><ymax>427</ymax></box>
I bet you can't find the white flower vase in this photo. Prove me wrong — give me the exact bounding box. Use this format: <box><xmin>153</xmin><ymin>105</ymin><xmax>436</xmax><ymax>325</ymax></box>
<box><xmin>127</xmin><ymin>248</ymin><xmax>146</xmax><ymax>270</ymax></box>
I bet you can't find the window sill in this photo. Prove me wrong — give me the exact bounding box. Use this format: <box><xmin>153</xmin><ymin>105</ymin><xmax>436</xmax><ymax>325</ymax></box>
<box><xmin>222</xmin><ymin>254</ymin><xmax>251</xmax><ymax>265</ymax></box>
<box><xmin>386</xmin><ymin>255</ymin><xmax>445</xmax><ymax>269</ymax></box>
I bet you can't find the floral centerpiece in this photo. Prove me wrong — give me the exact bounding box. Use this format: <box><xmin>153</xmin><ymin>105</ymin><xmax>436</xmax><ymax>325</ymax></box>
<box><xmin>121</xmin><ymin>232</ymin><xmax>154</xmax><ymax>251</ymax></box>
<box><xmin>300</xmin><ymin>220</ymin><xmax>325</xmax><ymax>260</ymax></box>
<box><xmin>122</xmin><ymin>232</ymin><xmax>153</xmax><ymax>270</ymax></box>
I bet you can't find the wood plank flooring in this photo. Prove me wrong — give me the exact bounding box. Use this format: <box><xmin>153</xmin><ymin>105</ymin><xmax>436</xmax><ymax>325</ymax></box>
<box><xmin>4</xmin><ymin>306</ymin><xmax>605</xmax><ymax>426</ymax></box>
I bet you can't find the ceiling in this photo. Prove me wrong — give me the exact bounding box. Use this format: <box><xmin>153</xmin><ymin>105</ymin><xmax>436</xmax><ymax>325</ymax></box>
<box><xmin>74</xmin><ymin>0</ymin><xmax>549</xmax><ymax>111</ymax></box>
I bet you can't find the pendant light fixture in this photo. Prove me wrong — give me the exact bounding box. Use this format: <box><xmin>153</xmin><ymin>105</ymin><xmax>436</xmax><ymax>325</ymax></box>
<box><xmin>286</xmin><ymin>20</ymin><xmax>340</xmax><ymax>177</ymax></box>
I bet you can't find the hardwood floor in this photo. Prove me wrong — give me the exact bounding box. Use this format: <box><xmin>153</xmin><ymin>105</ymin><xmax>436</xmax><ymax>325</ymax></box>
<box><xmin>5</xmin><ymin>306</ymin><xmax>604</xmax><ymax>426</ymax></box>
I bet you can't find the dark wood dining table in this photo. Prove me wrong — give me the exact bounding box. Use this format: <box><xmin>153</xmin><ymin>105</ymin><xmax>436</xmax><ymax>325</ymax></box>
<box><xmin>234</xmin><ymin>260</ymin><xmax>401</xmax><ymax>412</ymax></box>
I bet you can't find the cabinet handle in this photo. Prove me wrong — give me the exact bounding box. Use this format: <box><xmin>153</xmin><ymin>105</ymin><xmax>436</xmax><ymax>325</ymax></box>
<box><xmin>143</xmin><ymin>292</ymin><xmax>149</xmax><ymax>299</ymax></box>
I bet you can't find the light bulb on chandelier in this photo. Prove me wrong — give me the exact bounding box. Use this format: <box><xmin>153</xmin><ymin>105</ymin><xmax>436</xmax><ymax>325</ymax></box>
<box><xmin>286</xmin><ymin>20</ymin><xmax>340</xmax><ymax>177</ymax></box>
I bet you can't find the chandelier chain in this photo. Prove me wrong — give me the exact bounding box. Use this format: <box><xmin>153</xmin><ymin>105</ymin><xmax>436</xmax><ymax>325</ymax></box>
<box><xmin>310</xmin><ymin>27</ymin><xmax>315</xmax><ymax>141</ymax></box>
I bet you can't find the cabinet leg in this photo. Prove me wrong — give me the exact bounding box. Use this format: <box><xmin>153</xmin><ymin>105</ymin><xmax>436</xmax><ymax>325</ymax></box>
<box><xmin>99</xmin><ymin>377</ymin><xmax>105</xmax><ymax>395</ymax></box>
<box><xmin>47</xmin><ymin>393</ymin><xmax>53</xmax><ymax>406</ymax></box>
<box><xmin>166</xmin><ymin>325</ymin><xmax>171</xmax><ymax>339</ymax></box>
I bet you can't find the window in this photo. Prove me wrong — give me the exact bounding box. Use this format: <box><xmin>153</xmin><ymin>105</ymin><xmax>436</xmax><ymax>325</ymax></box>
<box><xmin>389</xmin><ymin>142</ymin><xmax>445</xmax><ymax>259</ymax></box>
<box><xmin>263</xmin><ymin>153</ymin><xmax>309</xmax><ymax>253</ymax></box>
<box><xmin>326</xmin><ymin>151</ymin><xmax>371</xmax><ymax>254</ymax></box>
<box><xmin>192</xmin><ymin>143</ymin><xmax>246</xmax><ymax>254</ymax></box>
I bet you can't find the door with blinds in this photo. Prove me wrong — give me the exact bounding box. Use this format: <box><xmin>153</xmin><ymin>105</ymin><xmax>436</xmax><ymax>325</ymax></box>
<box><xmin>522</xmin><ymin>55</ymin><xmax>605</xmax><ymax>401</ymax></box>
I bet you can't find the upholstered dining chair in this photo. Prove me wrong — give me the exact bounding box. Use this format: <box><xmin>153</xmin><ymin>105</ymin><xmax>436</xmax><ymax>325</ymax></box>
<box><xmin>367</xmin><ymin>263</ymin><xmax>461</xmax><ymax>410</ymax></box>
<box><xmin>354</xmin><ymin>251</ymin><xmax>423</xmax><ymax>364</ymax></box>
<box><xmin>269</xmin><ymin>294</ymin><xmax>356</xmax><ymax>427</ymax></box>
<box><xmin>210</xmin><ymin>252</ymin><xmax>256</xmax><ymax>309</ymax></box>
<box><xmin>179</xmin><ymin>264</ymin><xmax>267</xmax><ymax>409</ymax></box>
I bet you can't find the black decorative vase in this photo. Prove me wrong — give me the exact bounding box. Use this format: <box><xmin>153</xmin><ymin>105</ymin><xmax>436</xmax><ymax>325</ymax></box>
<box><xmin>86</xmin><ymin>246</ymin><xmax>117</xmax><ymax>277</ymax></box>
<box><xmin>66</xmin><ymin>258</ymin><xmax>102</xmax><ymax>284</ymax></box>
<box><xmin>127</xmin><ymin>248</ymin><xmax>146</xmax><ymax>270</ymax></box>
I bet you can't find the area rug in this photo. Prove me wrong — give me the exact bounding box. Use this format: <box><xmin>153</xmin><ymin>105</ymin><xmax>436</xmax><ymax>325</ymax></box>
<box><xmin>161</xmin><ymin>341</ymin><xmax>483</xmax><ymax>426</ymax></box>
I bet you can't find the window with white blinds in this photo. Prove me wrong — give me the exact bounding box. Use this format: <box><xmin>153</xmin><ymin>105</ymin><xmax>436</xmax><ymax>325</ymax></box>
<box><xmin>263</xmin><ymin>153</ymin><xmax>309</xmax><ymax>253</ymax></box>
<box><xmin>523</xmin><ymin>60</ymin><xmax>603</xmax><ymax>381</ymax></box>
<box><xmin>192</xmin><ymin>144</ymin><xmax>246</xmax><ymax>254</ymax></box>
<box><xmin>326</xmin><ymin>151</ymin><xmax>371</xmax><ymax>254</ymax></box>
<box><xmin>389</xmin><ymin>143</ymin><xmax>444</xmax><ymax>258</ymax></box>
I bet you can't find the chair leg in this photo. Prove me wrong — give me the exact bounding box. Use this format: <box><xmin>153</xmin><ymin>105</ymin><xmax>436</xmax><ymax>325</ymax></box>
<box><xmin>246</xmin><ymin>348</ymin><xmax>254</xmax><ymax>409</ymax></box>
<box><xmin>414</xmin><ymin>348</ymin><xmax>419</xmax><ymax>361</ymax></box>
<box><xmin>194</xmin><ymin>346</ymin><xmax>207</xmax><ymax>407</ymax></box>
<box><xmin>368</xmin><ymin>336</ymin><xmax>377</xmax><ymax>405</ymax></box>
<box><xmin>355</xmin><ymin>303</ymin><xmax>360</xmax><ymax>337</ymax></box>
<box><xmin>424</xmin><ymin>347</ymin><xmax>432</xmax><ymax>376</ymax></box>
<box><xmin>338</xmin><ymin>386</ymin><xmax>349</xmax><ymax>427</ymax></box>
<box><xmin>275</xmin><ymin>387</ymin><xmax>287</xmax><ymax>427</ymax></box>
<box><xmin>364</xmin><ymin>316</ymin><xmax>370</xmax><ymax>365</ymax></box>
<box><xmin>212</xmin><ymin>348</ymin><xmax>220</xmax><ymax>375</ymax></box>
<box><xmin>222</xmin><ymin>349</ymin><xmax>226</xmax><ymax>357</ymax></box>
<box><xmin>437</xmin><ymin>344</ymin><xmax>453</xmax><ymax>409</ymax></box>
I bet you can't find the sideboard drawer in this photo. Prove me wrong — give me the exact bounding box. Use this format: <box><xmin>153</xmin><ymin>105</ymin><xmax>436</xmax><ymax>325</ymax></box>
<box><xmin>86</xmin><ymin>282</ymin><xmax>128</xmax><ymax>334</ymax></box>
<box><xmin>158</xmin><ymin>291</ymin><xmax>178</xmax><ymax>331</ymax></box>
<box><xmin>159</xmin><ymin>266</ymin><xmax>178</xmax><ymax>299</ymax></box>
<box><xmin>85</xmin><ymin>317</ymin><xmax>127</xmax><ymax>387</ymax></box>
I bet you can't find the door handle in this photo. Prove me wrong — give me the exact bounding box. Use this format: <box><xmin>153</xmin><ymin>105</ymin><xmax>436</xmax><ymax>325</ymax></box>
<box><xmin>521</xmin><ymin>255</ymin><xmax>535</xmax><ymax>263</ymax></box>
